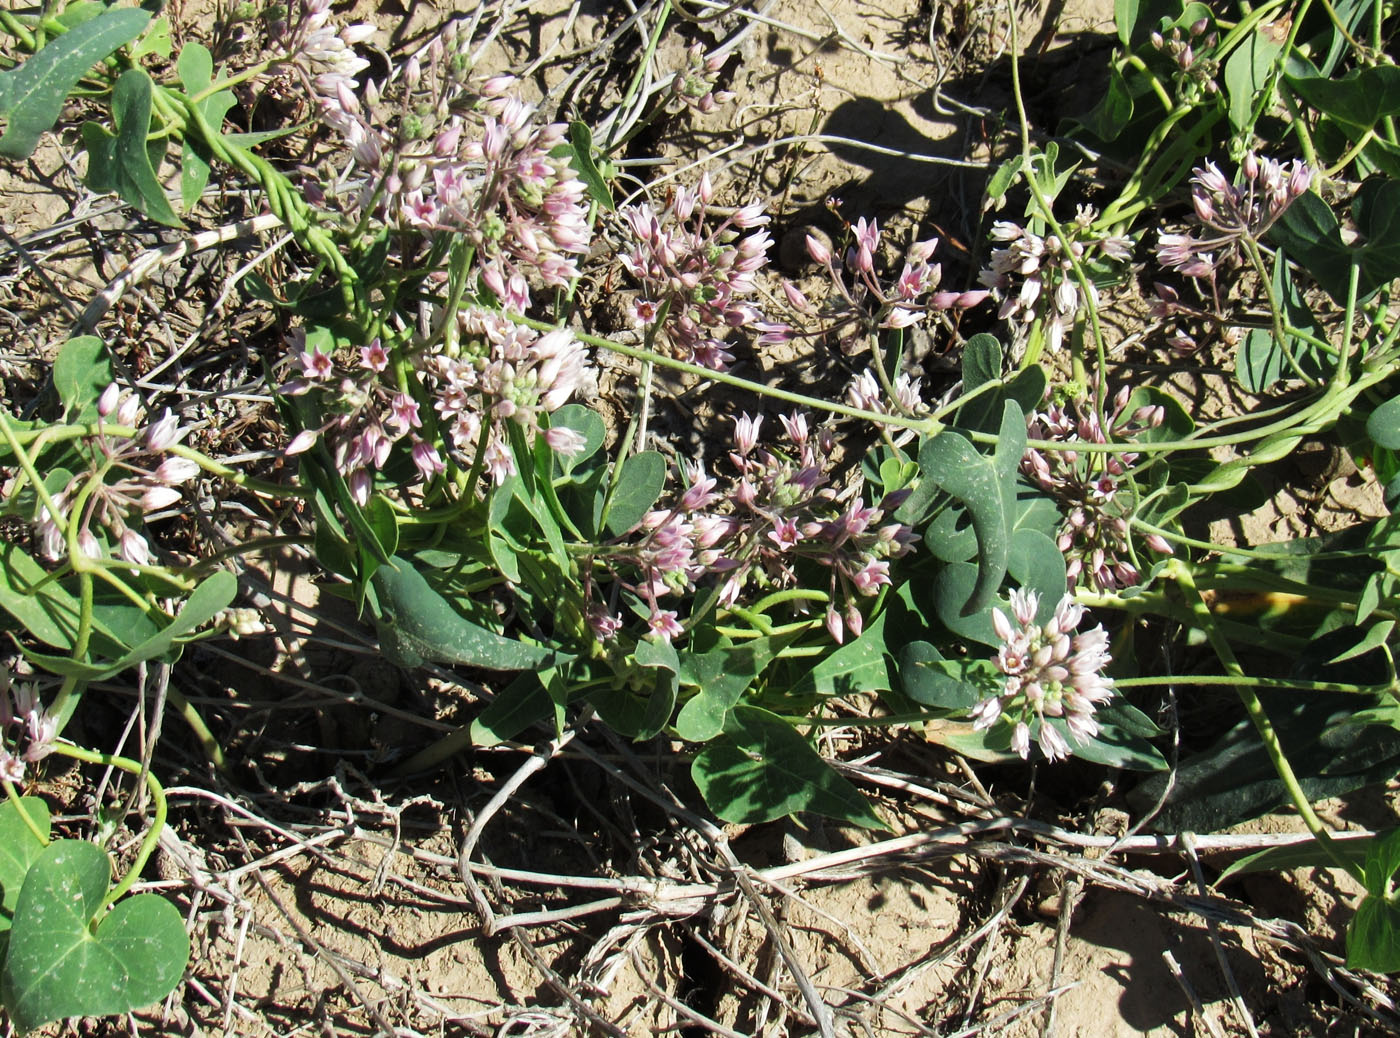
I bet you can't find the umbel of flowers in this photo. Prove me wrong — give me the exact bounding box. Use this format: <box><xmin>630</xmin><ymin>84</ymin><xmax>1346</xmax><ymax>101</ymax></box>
<box><xmin>971</xmin><ymin>589</ymin><xmax>1116</xmax><ymax>761</ymax></box>
<box><xmin>586</xmin><ymin>412</ymin><xmax>917</xmax><ymax>645</ymax></box>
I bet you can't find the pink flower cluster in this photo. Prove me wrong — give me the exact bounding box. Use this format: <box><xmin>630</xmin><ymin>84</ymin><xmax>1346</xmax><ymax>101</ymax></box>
<box><xmin>1022</xmin><ymin>388</ymin><xmax>1171</xmax><ymax>592</ymax></box>
<box><xmin>425</xmin><ymin>310</ymin><xmax>593</xmax><ymax>485</ymax></box>
<box><xmin>616</xmin><ymin>176</ymin><xmax>782</xmax><ymax>369</ymax></box>
<box><xmin>0</xmin><ymin>677</ymin><xmax>56</xmax><ymax>784</ymax></box>
<box><xmin>789</xmin><ymin>213</ymin><xmax>987</xmax><ymax>353</ymax></box>
<box><xmin>266</xmin><ymin>0</ymin><xmax>374</xmax><ymax>96</ymax></box>
<box><xmin>979</xmin><ymin>206</ymin><xmax>1132</xmax><ymax>354</ymax></box>
<box><xmin>1157</xmin><ymin>154</ymin><xmax>1312</xmax><ymax>280</ymax></box>
<box><xmin>281</xmin><ymin>332</ymin><xmax>437</xmax><ymax>504</ymax></box>
<box><xmin>284</xmin><ymin>313</ymin><xmax>593</xmax><ymax>497</ymax></box>
<box><xmin>33</xmin><ymin>387</ymin><xmax>199</xmax><ymax>567</ymax></box>
<box><xmin>970</xmin><ymin>589</ymin><xmax>1115</xmax><ymax>761</ymax></box>
<box><xmin>589</xmin><ymin>412</ymin><xmax>916</xmax><ymax>644</ymax></box>
<box><xmin>311</xmin><ymin>24</ymin><xmax>591</xmax><ymax>308</ymax></box>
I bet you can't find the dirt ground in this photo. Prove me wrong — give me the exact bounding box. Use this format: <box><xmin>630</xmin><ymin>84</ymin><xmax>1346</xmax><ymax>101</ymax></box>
<box><xmin>3</xmin><ymin>0</ymin><xmax>1400</xmax><ymax>1034</ymax></box>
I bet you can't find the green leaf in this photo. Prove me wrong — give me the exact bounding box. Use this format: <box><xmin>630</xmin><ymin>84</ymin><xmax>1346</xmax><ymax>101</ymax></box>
<box><xmin>961</xmin><ymin>334</ymin><xmax>1002</xmax><ymax>391</ymax></box>
<box><xmin>1364</xmin><ymin>828</ymin><xmax>1400</xmax><ymax>898</ymax></box>
<box><xmin>1235</xmin><ymin>257</ymin><xmax>1326</xmax><ymax>392</ymax></box>
<box><xmin>691</xmin><ymin>706</ymin><xmax>886</xmax><ymax>828</ymax></box>
<box><xmin>1</xmin><ymin>841</ymin><xmax>189</xmax><ymax>1033</ymax></box>
<box><xmin>984</xmin><ymin>156</ymin><xmax>1022</xmax><ymax>204</ymax></box>
<box><xmin>1348</xmin><ymin>895</ymin><xmax>1400</xmax><ymax>973</ymax></box>
<box><xmin>0</xmin><ymin>544</ymin><xmax>86</xmax><ymax>650</ymax></box>
<box><xmin>1217</xmin><ymin>832</ymin><xmax>1375</xmax><ymax>885</ymax></box>
<box><xmin>0</xmin><ymin>8</ymin><xmax>152</xmax><ymax>159</ymax></box>
<box><xmin>1008</xmin><ymin>527</ymin><xmax>1067</xmax><ymax>606</ymax></box>
<box><xmin>1223</xmin><ymin>25</ymin><xmax>1282</xmax><ymax>134</ymax></box>
<box><xmin>52</xmin><ymin>335</ymin><xmax>113</xmax><ymax>422</ymax></box>
<box><xmin>566</xmin><ymin>121</ymin><xmax>614</xmax><ymax>211</ymax></box>
<box><xmin>917</xmin><ymin>401</ymin><xmax>1025</xmax><ymax>614</ymax></box>
<box><xmin>1125</xmin><ymin>386</ymin><xmax>1193</xmax><ymax>442</ymax></box>
<box><xmin>470</xmin><ymin>672</ymin><xmax>552</xmax><ymax>747</ymax></box>
<box><xmin>591</xmin><ymin>666</ymin><xmax>677</xmax><ymax>740</ymax></box>
<box><xmin>1286</xmin><ymin>66</ymin><xmax>1400</xmax><ymax>137</ymax></box>
<box><xmin>548</xmin><ymin>404</ymin><xmax>605</xmax><ymax>475</ymax></box>
<box><xmin>175</xmin><ymin>43</ymin><xmax>234</xmax><ymax>210</ymax></box>
<box><xmin>1368</xmin><ymin>396</ymin><xmax>1400</xmax><ymax>451</ymax></box>
<box><xmin>933</xmin><ymin>562</ymin><xmax>999</xmax><ymax>646</ymax></box>
<box><xmin>604</xmin><ymin>451</ymin><xmax>666</xmax><ymax>536</ymax></box>
<box><xmin>1075</xmin><ymin>63</ymin><xmax>1134</xmax><ymax>142</ymax></box>
<box><xmin>1054</xmin><ymin>713</ymin><xmax>1166</xmax><ymax>771</ymax></box>
<box><xmin>675</xmin><ymin>636</ymin><xmax>787</xmax><ymax>742</ymax></box>
<box><xmin>24</xmin><ymin>570</ymin><xmax>237</xmax><ymax>681</ymax></box>
<box><xmin>1271</xmin><ymin>180</ymin><xmax>1400</xmax><ymax>303</ymax></box>
<box><xmin>128</xmin><ymin>15</ymin><xmax>172</xmax><ymax>60</ymax></box>
<box><xmin>81</xmin><ymin>69</ymin><xmax>182</xmax><ymax>227</ymax></box>
<box><xmin>0</xmin><ymin>798</ymin><xmax>50</xmax><ymax>932</ymax></box>
<box><xmin>898</xmin><ymin>643</ymin><xmax>994</xmax><ymax>710</ymax></box>
<box><xmin>791</xmin><ymin>611</ymin><xmax>891</xmax><ymax>697</ymax></box>
<box><xmin>372</xmin><ymin>556</ymin><xmax>563</xmax><ymax>670</ymax></box>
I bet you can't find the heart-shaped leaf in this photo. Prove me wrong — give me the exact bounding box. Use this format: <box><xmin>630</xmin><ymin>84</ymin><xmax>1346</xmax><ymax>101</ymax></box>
<box><xmin>1286</xmin><ymin>66</ymin><xmax>1400</xmax><ymax>138</ymax></box>
<box><xmin>917</xmin><ymin>401</ymin><xmax>1025</xmax><ymax>615</ymax></box>
<box><xmin>0</xmin><ymin>798</ymin><xmax>50</xmax><ymax>932</ymax></box>
<box><xmin>2</xmin><ymin>841</ymin><xmax>188</xmax><ymax>1033</ymax></box>
<box><xmin>80</xmin><ymin>68</ymin><xmax>181</xmax><ymax>227</ymax></box>
<box><xmin>692</xmin><ymin>706</ymin><xmax>886</xmax><ymax>828</ymax></box>
<box><xmin>604</xmin><ymin>451</ymin><xmax>666</xmax><ymax>536</ymax></box>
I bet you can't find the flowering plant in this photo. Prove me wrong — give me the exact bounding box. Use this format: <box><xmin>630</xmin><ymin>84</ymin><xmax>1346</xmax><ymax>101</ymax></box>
<box><xmin>4</xmin><ymin>1</ymin><xmax>1400</xmax><ymax>1027</ymax></box>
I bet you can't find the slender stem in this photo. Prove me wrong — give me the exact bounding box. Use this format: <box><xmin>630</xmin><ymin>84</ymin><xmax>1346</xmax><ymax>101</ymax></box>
<box><xmin>48</xmin><ymin>742</ymin><xmax>168</xmax><ymax>907</ymax></box>
<box><xmin>2</xmin><ymin>781</ymin><xmax>48</xmax><ymax>846</ymax></box>
<box><xmin>1167</xmin><ymin>559</ymin><xmax>1364</xmax><ymax>883</ymax></box>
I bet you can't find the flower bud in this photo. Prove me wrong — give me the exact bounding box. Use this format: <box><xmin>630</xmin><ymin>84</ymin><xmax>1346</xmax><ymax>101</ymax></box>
<box><xmin>98</xmin><ymin>383</ymin><xmax>119</xmax><ymax>418</ymax></box>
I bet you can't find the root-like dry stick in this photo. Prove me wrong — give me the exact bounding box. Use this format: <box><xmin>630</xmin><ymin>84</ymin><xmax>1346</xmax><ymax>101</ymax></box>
<box><xmin>1180</xmin><ymin>832</ymin><xmax>1260</xmax><ymax>1038</ymax></box>
<box><xmin>457</xmin><ymin>729</ymin><xmax>579</xmax><ymax>932</ymax></box>
<box><xmin>506</xmin><ymin>925</ymin><xmax>628</xmax><ymax>1038</ymax></box>
<box><xmin>1162</xmin><ymin>949</ymin><xmax>1226</xmax><ymax>1038</ymax></box>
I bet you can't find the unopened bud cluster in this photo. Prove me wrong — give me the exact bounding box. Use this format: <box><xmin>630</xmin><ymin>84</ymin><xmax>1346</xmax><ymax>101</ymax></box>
<box><xmin>1022</xmin><ymin>387</ymin><xmax>1172</xmax><ymax>592</ymax></box>
<box><xmin>669</xmin><ymin>43</ymin><xmax>735</xmax><ymax>115</ymax></box>
<box><xmin>1150</xmin><ymin>18</ymin><xmax>1220</xmax><ymax>101</ymax></box>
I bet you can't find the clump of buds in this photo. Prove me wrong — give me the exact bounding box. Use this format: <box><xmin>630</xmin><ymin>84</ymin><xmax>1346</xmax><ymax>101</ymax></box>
<box><xmin>1022</xmin><ymin>387</ymin><xmax>1172</xmax><ymax>591</ymax></box>
<box><xmin>1150</xmin><ymin>17</ymin><xmax>1220</xmax><ymax>101</ymax></box>
<box><xmin>669</xmin><ymin>43</ymin><xmax>735</xmax><ymax>114</ymax></box>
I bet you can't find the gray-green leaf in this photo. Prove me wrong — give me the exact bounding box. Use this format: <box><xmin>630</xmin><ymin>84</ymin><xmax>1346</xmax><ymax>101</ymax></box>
<box><xmin>0</xmin><ymin>8</ymin><xmax>151</xmax><ymax>159</ymax></box>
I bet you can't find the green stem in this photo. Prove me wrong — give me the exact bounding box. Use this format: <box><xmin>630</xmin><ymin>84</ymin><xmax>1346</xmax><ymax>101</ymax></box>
<box><xmin>48</xmin><ymin>743</ymin><xmax>168</xmax><ymax>907</ymax></box>
<box><xmin>2</xmin><ymin>781</ymin><xmax>48</xmax><ymax>846</ymax></box>
<box><xmin>1113</xmin><ymin>674</ymin><xmax>1390</xmax><ymax>695</ymax></box>
<box><xmin>1167</xmin><ymin>558</ymin><xmax>1365</xmax><ymax>883</ymax></box>
<box><xmin>165</xmin><ymin>687</ymin><xmax>227</xmax><ymax>773</ymax></box>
